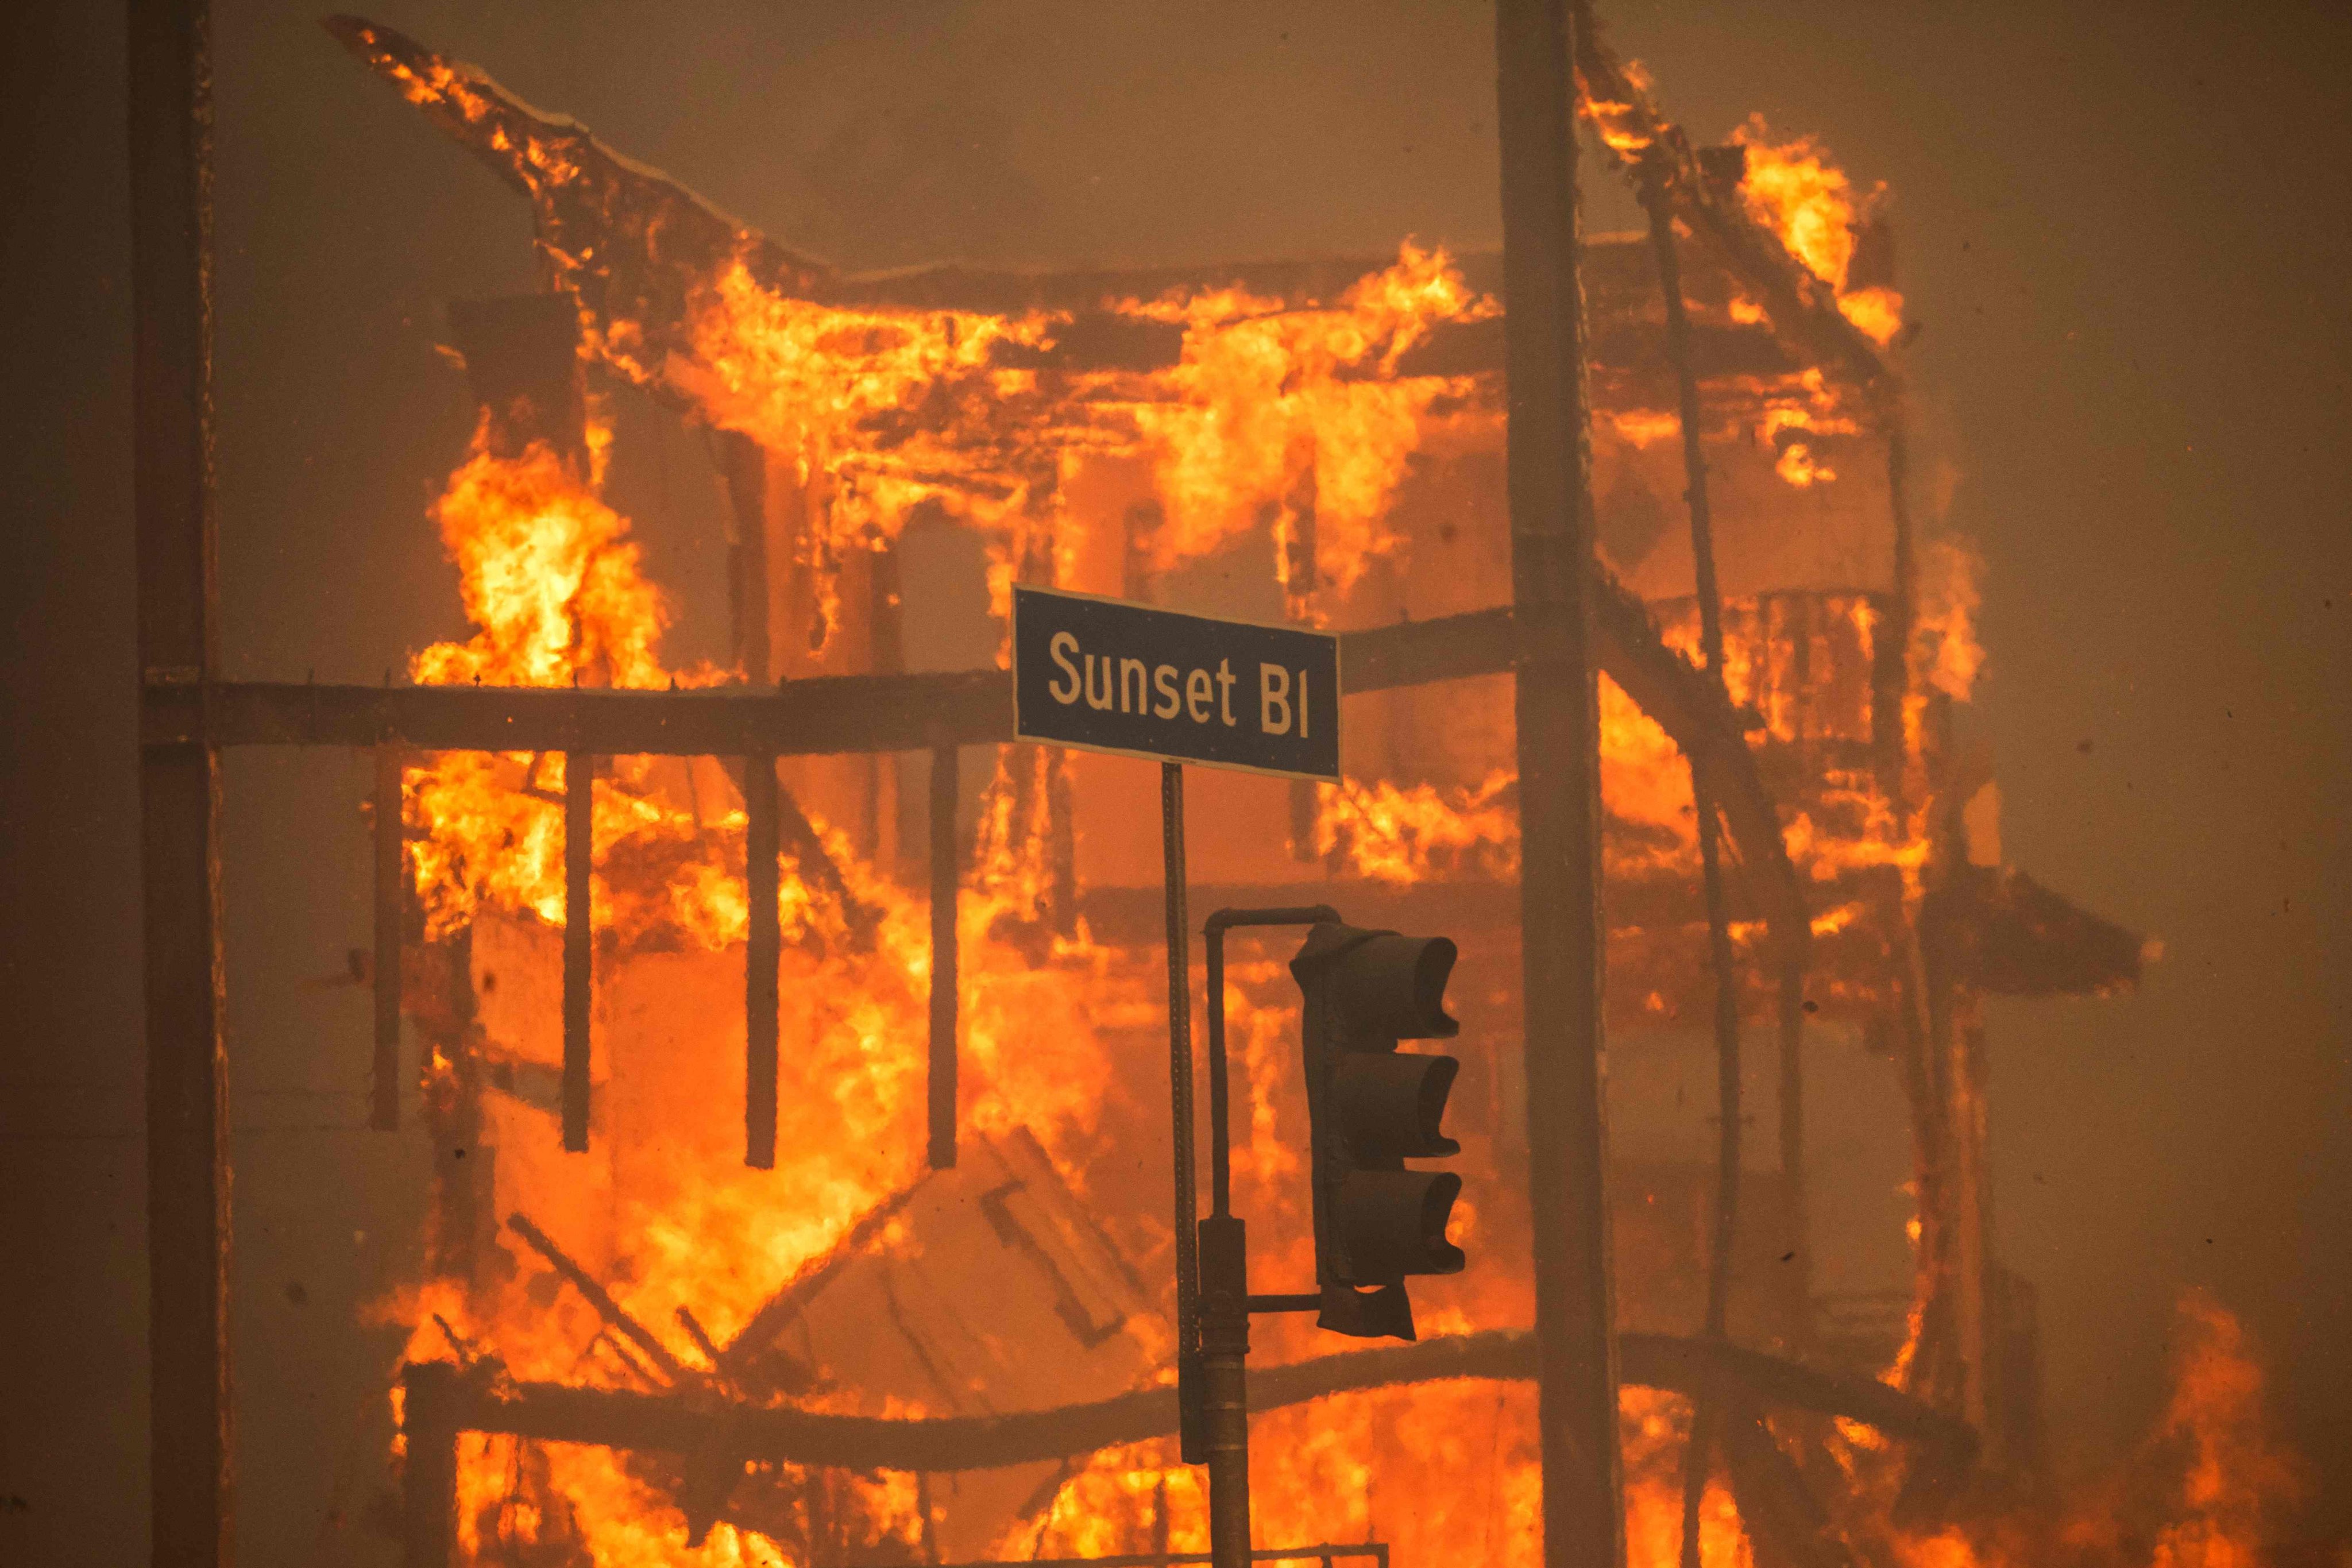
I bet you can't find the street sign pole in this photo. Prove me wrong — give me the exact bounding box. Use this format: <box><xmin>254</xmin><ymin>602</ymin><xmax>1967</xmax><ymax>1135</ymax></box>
<box><xmin>1011</xmin><ymin>585</ymin><xmax>1346</xmax><ymax>1568</ymax></box>
<box><xmin>1163</xmin><ymin>759</ymin><xmax>1203</xmax><ymax>1472</ymax></box>
<box><xmin>1163</xmin><ymin>762</ymin><xmax>1250</xmax><ymax>1568</ymax></box>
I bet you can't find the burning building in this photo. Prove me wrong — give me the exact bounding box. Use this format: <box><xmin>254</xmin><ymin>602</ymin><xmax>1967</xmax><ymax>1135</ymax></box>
<box><xmin>136</xmin><ymin>5</ymin><xmax>2284</xmax><ymax>1567</ymax></box>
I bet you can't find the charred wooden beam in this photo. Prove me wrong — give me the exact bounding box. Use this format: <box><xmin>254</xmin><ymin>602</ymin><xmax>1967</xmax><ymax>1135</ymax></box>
<box><xmin>717</xmin><ymin>1184</ymin><xmax>924</xmax><ymax>1388</ymax></box>
<box><xmin>1933</xmin><ymin>865</ymin><xmax>2143</xmax><ymax>997</ymax></box>
<box><xmin>397</xmin><ymin>1330</ymin><xmax>1970</xmax><ymax>1478</ymax></box>
<box><xmin>372</xmin><ymin>745</ymin><xmax>404</xmax><ymax>1130</ymax></box>
<box><xmin>715</xmin><ymin>429</ymin><xmax>771</xmax><ymax>682</ymax></box>
<box><xmin>507</xmin><ymin>1212</ymin><xmax>690</xmax><ymax>1384</ymax></box>
<box><xmin>147</xmin><ymin>590</ymin><xmax>1813</xmax><ymax>959</ymax></box>
<box><xmin>562</xmin><ymin>751</ymin><xmax>592</xmax><ymax>1152</ymax></box>
<box><xmin>1571</xmin><ymin>3</ymin><xmax>1895</xmax><ymax>413</ymax></box>
<box><xmin>1644</xmin><ymin>145</ymin><xmax>1748</xmax><ymax>1568</ymax></box>
<box><xmin>776</xmin><ymin>781</ymin><xmax>882</xmax><ymax>946</ymax></box>
<box><xmin>928</xmin><ymin>744</ymin><xmax>960</xmax><ymax>1170</ymax></box>
<box><xmin>1341</xmin><ymin>606</ymin><xmax>1516</xmax><ymax>693</ymax></box>
<box><xmin>327</xmin><ymin>14</ymin><xmax>1856</xmax><ymax>412</ymax></box>
<box><xmin>745</xmin><ymin>754</ymin><xmax>780</xmax><ymax>1169</ymax></box>
<box><xmin>445</xmin><ymin>292</ymin><xmax>585</xmax><ymax>467</ymax></box>
<box><xmin>147</xmin><ymin>654</ymin><xmax>1902</xmax><ymax>997</ymax></box>
<box><xmin>418</xmin><ymin>929</ymin><xmax>489</xmax><ymax>1280</ymax></box>
<box><xmin>1717</xmin><ymin>1403</ymin><xmax>1861</xmax><ymax>1568</ymax></box>
<box><xmin>400</xmin><ymin>1360</ymin><xmax>462</xmax><ymax>1568</ymax></box>
<box><xmin>145</xmin><ymin>670</ymin><xmax>1014</xmax><ymax>756</ymax></box>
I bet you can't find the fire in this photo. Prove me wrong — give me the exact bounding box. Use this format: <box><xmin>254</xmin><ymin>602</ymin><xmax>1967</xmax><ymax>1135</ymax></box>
<box><xmin>1123</xmin><ymin>243</ymin><xmax>1493</xmax><ymax>615</ymax></box>
<box><xmin>383</xmin><ymin>394</ymin><xmax>1944</xmax><ymax>1559</ymax></box>
<box><xmin>388</xmin><ymin>405</ymin><xmax>1183</xmax><ymax>1565</ymax></box>
<box><xmin>1585</xmin><ymin>57</ymin><xmax>1661</xmax><ymax>159</ymax></box>
<box><xmin>331</xmin><ymin>23</ymin><xmax>2204</xmax><ymax>1566</ymax></box>
<box><xmin>1315</xmin><ymin>769</ymin><xmax>1520</xmax><ymax>885</ymax></box>
<box><xmin>403</xmin><ymin>421</ymin><xmax>735</xmax><ymax>942</ymax></box>
<box><xmin>639</xmin><ymin>237</ymin><xmax>1482</xmax><ymax>634</ymax></box>
<box><xmin>2141</xmin><ymin>1295</ymin><xmax>2303</xmax><ymax>1568</ymax></box>
<box><xmin>1884</xmin><ymin>1295</ymin><xmax>2302</xmax><ymax>1568</ymax></box>
<box><xmin>1760</xmin><ymin>407</ymin><xmax>1841</xmax><ymax>488</ymax></box>
<box><xmin>1733</xmin><ymin>115</ymin><xmax>1907</xmax><ymax>346</ymax></box>
<box><xmin>671</xmin><ymin>258</ymin><xmax>1059</xmax><ymax>600</ymax></box>
<box><xmin>1915</xmin><ymin>537</ymin><xmax>1986</xmax><ymax>702</ymax></box>
<box><xmin>1311</xmin><ymin>671</ymin><xmax>1703</xmax><ymax>886</ymax></box>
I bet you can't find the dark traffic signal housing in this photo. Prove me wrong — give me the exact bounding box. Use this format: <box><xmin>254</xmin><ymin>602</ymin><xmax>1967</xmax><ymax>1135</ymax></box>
<box><xmin>1289</xmin><ymin>921</ymin><xmax>1466</xmax><ymax>1341</ymax></box>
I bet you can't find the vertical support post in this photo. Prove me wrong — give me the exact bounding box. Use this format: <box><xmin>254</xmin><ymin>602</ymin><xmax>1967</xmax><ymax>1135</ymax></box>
<box><xmin>424</xmin><ymin>928</ymin><xmax>484</xmax><ymax>1281</ymax></box>
<box><xmin>1777</xmin><ymin>960</ymin><xmax>1808</xmax><ymax>1333</ymax></box>
<box><xmin>1871</xmin><ymin>430</ymin><xmax>1916</xmax><ymax>802</ymax></box>
<box><xmin>1165</xmin><ymin>763</ymin><xmax>1203</xmax><ymax>1465</ymax></box>
<box><xmin>562</xmin><ymin>751</ymin><xmax>593</xmax><ymax>1152</ymax></box>
<box><xmin>130</xmin><ymin>0</ymin><xmax>230</xmax><ymax>1561</ymax></box>
<box><xmin>372</xmin><ymin>744</ymin><xmax>405</xmax><ymax>1130</ymax></box>
<box><xmin>399</xmin><ymin>1361</ymin><xmax>461</xmax><ymax>1568</ymax></box>
<box><xmin>717</xmin><ymin>430</ymin><xmax>771</xmax><ymax>685</ymax></box>
<box><xmin>1493</xmin><ymin>5</ymin><xmax>1625</xmax><ymax>1568</ymax></box>
<box><xmin>746</xmin><ymin>754</ymin><xmax>779</xmax><ymax>1169</ymax></box>
<box><xmin>871</xmin><ymin>546</ymin><xmax>906</xmax><ymax>871</ymax></box>
<box><xmin>1642</xmin><ymin>154</ymin><xmax>1744</xmax><ymax>1568</ymax></box>
<box><xmin>1779</xmin><ymin>601</ymin><xmax>1813</xmax><ymax>1342</ymax></box>
<box><xmin>927</xmin><ymin>744</ymin><xmax>960</xmax><ymax>1169</ymax></box>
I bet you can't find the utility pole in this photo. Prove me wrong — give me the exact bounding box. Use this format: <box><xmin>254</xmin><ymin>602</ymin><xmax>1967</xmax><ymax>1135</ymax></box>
<box><xmin>1493</xmin><ymin>5</ymin><xmax>1626</xmax><ymax>1568</ymax></box>
<box><xmin>131</xmin><ymin>0</ymin><xmax>232</xmax><ymax>1563</ymax></box>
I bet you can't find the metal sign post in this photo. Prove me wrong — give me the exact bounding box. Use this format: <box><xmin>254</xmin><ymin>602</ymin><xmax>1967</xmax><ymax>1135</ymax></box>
<box><xmin>1013</xmin><ymin>587</ymin><xmax>1342</xmax><ymax>1568</ymax></box>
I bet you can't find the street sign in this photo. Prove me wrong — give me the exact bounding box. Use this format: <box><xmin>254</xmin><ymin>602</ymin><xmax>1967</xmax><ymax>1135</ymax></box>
<box><xmin>1011</xmin><ymin>585</ymin><xmax>1341</xmax><ymax>779</ymax></box>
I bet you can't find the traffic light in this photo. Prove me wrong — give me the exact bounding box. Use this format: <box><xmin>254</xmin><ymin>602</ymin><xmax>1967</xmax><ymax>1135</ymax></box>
<box><xmin>1289</xmin><ymin>922</ymin><xmax>1465</xmax><ymax>1341</ymax></box>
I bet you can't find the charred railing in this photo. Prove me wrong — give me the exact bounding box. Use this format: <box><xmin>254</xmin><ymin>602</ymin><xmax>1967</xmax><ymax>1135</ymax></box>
<box><xmin>395</xmin><ymin>1328</ymin><xmax>1975</xmax><ymax>1568</ymax></box>
<box><xmin>144</xmin><ymin>578</ymin><xmax>1826</xmax><ymax>1172</ymax></box>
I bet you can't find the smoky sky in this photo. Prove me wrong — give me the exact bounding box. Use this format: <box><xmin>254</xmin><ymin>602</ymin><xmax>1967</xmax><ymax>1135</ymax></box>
<box><xmin>3</xmin><ymin>2</ymin><xmax>2347</xmax><ymax>1560</ymax></box>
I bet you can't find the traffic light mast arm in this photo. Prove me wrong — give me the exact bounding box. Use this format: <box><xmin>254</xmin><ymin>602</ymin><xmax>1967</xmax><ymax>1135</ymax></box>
<box><xmin>1203</xmin><ymin>905</ymin><xmax>1341</xmax><ymax>1222</ymax></box>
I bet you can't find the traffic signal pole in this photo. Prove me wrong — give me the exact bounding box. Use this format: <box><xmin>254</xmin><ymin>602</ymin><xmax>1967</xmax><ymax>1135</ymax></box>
<box><xmin>1494</xmin><ymin>5</ymin><xmax>1628</xmax><ymax>1568</ymax></box>
<box><xmin>1164</xmin><ymin>766</ymin><xmax>1253</xmax><ymax>1568</ymax></box>
<box><xmin>1189</xmin><ymin>904</ymin><xmax>1341</xmax><ymax>1568</ymax></box>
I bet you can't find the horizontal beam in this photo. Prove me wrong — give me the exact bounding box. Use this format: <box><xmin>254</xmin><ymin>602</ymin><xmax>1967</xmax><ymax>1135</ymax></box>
<box><xmin>1346</xmin><ymin>587</ymin><xmax>1808</xmax><ymax>963</ymax></box>
<box><xmin>142</xmin><ymin>609</ymin><xmax>1526</xmax><ymax>754</ymax></box>
<box><xmin>412</xmin><ymin>1328</ymin><xmax>1972</xmax><ymax>1476</ymax></box>
<box><xmin>140</xmin><ymin>670</ymin><xmax>1013</xmax><ymax>757</ymax></box>
<box><xmin>144</xmin><ymin>586</ymin><xmax>1812</xmax><ymax>963</ymax></box>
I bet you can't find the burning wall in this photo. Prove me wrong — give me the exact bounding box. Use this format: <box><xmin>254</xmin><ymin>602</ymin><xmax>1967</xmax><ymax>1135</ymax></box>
<box><xmin>322</xmin><ymin>13</ymin><xmax>2175</xmax><ymax>1568</ymax></box>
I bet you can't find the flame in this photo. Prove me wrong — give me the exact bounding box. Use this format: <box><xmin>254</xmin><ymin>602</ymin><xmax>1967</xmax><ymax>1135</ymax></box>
<box><xmin>343</xmin><ymin>48</ymin><xmax>2207</xmax><ymax>1555</ymax></box>
<box><xmin>1123</xmin><ymin>243</ymin><xmax>1492</xmax><ymax>615</ymax></box>
<box><xmin>401</xmin><ymin>422</ymin><xmax>749</xmax><ymax>943</ymax></box>
<box><xmin>1733</xmin><ymin>116</ymin><xmax>1907</xmax><ymax>346</ymax></box>
<box><xmin>386</xmin><ymin>402</ymin><xmax>1173</xmax><ymax>1564</ymax></box>
<box><xmin>1884</xmin><ymin>1295</ymin><xmax>2301</xmax><ymax>1568</ymax></box>
<box><xmin>1608</xmin><ymin>409</ymin><xmax>1686</xmax><ymax>449</ymax></box>
<box><xmin>1915</xmin><ymin>537</ymin><xmax>1986</xmax><ymax>702</ymax></box>
<box><xmin>1312</xmin><ymin>673</ymin><xmax>1702</xmax><ymax>886</ymax></box>
<box><xmin>412</xmin><ymin>426</ymin><xmax>669</xmax><ymax>692</ymax></box>
<box><xmin>1315</xmin><ymin>769</ymin><xmax>1520</xmax><ymax>885</ymax></box>
<box><xmin>1761</xmin><ymin>407</ymin><xmax>1840</xmax><ymax>487</ymax></box>
<box><xmin>2142</xmin><ymin>1294</ymin><xmax>2303</xmax><ymax>1567</ymax></box>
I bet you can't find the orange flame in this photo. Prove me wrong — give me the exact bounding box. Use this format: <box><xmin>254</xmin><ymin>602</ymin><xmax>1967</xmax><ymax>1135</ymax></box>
<box><xmin>1124</xmin><ymin>243</ymin><xmax>1492</xmax><ymax>615</ymax></box>
<box><xmin>353</xmin><ymin>103</ymin><xmax>2181</xmax><ymax>1555</ymax></box>
<box><xmin>1733</xmin><ymin>115</ymin><xmax>1906</xmax><ymax>347</ymax></box>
